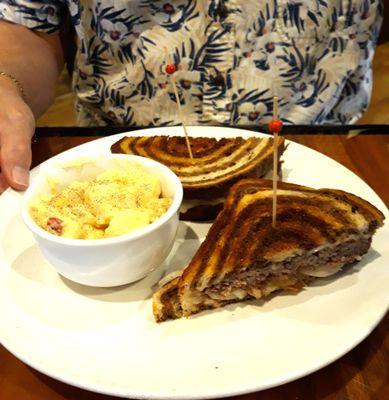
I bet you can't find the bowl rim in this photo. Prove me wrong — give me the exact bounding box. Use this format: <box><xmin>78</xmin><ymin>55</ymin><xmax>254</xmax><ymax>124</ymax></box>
<box><xmin>21</xmin><ymin>154</ymin><xmax>183</xmax><ymax>247</ymax></box>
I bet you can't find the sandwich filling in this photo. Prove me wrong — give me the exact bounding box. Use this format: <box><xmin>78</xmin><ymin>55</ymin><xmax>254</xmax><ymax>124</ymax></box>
<box><xmin>204</xmin><ymin>236</ymin><xmax>371</xmax><ymax>302</ymax></box>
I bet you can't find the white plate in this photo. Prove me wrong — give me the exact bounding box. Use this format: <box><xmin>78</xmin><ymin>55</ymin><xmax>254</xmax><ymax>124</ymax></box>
<box><xmin>0</xmin><ymin>126</ymin><xmax>388</xmax><ymax>399</ymax></box>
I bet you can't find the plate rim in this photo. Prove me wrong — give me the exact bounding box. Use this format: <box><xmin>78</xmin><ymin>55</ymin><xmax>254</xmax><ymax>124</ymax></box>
<box><xmin>0</xmin><ymin>125</ymin><xmax>388</xmax><ymax>399</ymax></box>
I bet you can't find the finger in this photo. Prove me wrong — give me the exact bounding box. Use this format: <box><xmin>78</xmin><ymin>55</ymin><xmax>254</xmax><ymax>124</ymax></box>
<box><xmin>0</xmin><ymin>172</ymin><xmax>8</xmax><ymax>194</ymax></box>
<box><xmin>0</xmin><ymin>124</ymin><xmax>33</xmax><ymax>191</ymax></box>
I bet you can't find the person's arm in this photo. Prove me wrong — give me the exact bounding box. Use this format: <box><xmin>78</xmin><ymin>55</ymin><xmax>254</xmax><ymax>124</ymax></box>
<box><xmin>0</xmin><ymin>20</ymin><xmax>64</xmax><ymax>191</ymax></box>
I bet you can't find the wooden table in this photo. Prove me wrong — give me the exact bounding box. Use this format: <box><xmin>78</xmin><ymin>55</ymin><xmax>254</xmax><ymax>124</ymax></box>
<box><xmin>1</xmin><ymin>130</ymin><xmax>388</xmax><ymax>400</ymax></box>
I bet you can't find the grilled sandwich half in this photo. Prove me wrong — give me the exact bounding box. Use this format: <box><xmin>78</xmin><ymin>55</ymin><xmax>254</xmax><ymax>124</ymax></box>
<box><xmin>111</xmin><ymin>136</ymin><xmax>285</xmax><ymax>199</ymax></box>
<box><xmin>153</xmin><ymin>179</ymin><xmax>385</xmax><ymax>322</ymax></box>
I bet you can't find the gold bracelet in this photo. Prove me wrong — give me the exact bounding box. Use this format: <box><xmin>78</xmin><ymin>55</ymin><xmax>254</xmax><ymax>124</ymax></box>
<box><xmin>0</xmin><ymin>71</ymin><xmax>26</xmax><ymax>101</ymax></box>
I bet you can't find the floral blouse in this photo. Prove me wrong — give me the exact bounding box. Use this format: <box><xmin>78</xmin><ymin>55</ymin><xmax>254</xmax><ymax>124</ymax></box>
<box><xmin>0</xmin><ymin>1</ymin><xmax>383</xmax><ymax>126</ymax></box>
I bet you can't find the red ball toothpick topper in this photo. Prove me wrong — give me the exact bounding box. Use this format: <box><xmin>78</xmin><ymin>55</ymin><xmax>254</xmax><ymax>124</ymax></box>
<box><xmin>165</xmin><ymin>63</ymin><xmax>176</xmax><ymax>75</ymax></box>
<box><xmin>268</xmin><ymin>119</ymin><xmax>283</xmax><ymax>133</ymax></box>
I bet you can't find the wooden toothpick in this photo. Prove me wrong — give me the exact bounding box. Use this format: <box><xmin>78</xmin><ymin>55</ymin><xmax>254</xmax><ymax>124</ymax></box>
<box><xmin>272</xmin><ymin>112</ymin><xmax>278</xmax><ymax>227</ymax></box>
<box><xmin>268</xmin><ymin>96</ymin><xmax>283</xmax><ymax>228</ymax></box>
<box><xmin>273</xmin><ymin>96</ymin><xmax>278</xmax><ymax>121</ymax></box>
<box><xmin>164</xmin><ymin>48</ymin><xmax>193</xmax><ymax>160</ymax></box>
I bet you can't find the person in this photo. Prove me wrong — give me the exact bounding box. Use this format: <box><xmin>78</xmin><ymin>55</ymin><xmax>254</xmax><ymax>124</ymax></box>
<box><xmin>0</xmin><ymin>1</ymin><xmax>383</xmax><ymax>192</ymax></box>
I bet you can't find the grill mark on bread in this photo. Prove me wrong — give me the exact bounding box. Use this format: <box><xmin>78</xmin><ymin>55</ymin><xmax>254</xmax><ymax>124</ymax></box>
<box><xmin>148</xmin><ymin>137</ymin><xmax>172</xmax><ymax>164</ymax></box>
<box><xmin>165</xmin><ymin>137</ymin><xmax>239</xmax><ymax>158</ymax></box>
<box><xmin>178</xmin><ymin>140</ymin><xmax>273</xmax><ymax>181</ymax></box>
<box><xmin>182</xmin><ymin>139</ymin><xmax>272</xmax><ymax>175</ymax></box>
<box><xmin>160</xmin><ymin>137</ymin><xmax>172</xmax><ymax>156</ymax></box>
<box><xmin>211</xmin><ymin>204</ymin><xmax>337</xmax><ymax>284</ymax></box>
<box><xmin>133</xmin><ymin>136</ymin><xmax>226</xmax><ymax>166</ymax></box>
<box><xmin>193</xmin><ymin>207</ymin><xmax>241</xmax><ymax>287</ymax></box>
<box><xmin>179</xmin><ymin>145</ymin><xmax>278</xmax><ymax>193</ymax></box>
<box><xmin>144</xmin><ymin>137</ymin><xmax>251</xmax><ymax>167</ymax></box>
<box><xmin>256</xmin><ymin>227</ymin><xmax>319</xmax><ymax>254</ymax></box>
<box><xmin>173</xmin><ymin>137</ymin><xmax>243</xmax><ymax>161</ymax></box>
<box><xmin>229</xmin><ymin>199</ymin><xmax>340</xmax><ymax>251</ymax></box>
<box><xmin>318</xmin><ymin>189</ymin><xmax>383</xmax><ymax>232</ymax></box>
<box><xmin>112</xmin><ymin>135</ymin><xmax>276</xmax><ymax>172</ymax></box>
<box><xmin>175</xmin><ymin>141</ymin><xmax>249</xmax><ymax>170</ymax></box>
<box><xmin>182</xmin><ymin>207</ymin><xmax>234</xmax><ymax>290</ymax></box>
<box><xmin>182</xmin><ymin>155</ymin><xmax>274</xmax><ymax>200</ymax></box>
<box><xmin>234</xmin><ymin>193</ymin><xmax>351</xmax><ymax>228</ymax></box>
<box><xmin>131</xmin><ymin>137</ymin><xmax>152</xmax><ymax>158</ymax></box>
<box><xmin>190</xmin><ymin>190</ymin><xmax>362</xmax><ymax>287</ymax></box>
<box><xmin>240</xmin><ymin>214</ymin><xmax>324</xmax><ymax>263</ymax></box>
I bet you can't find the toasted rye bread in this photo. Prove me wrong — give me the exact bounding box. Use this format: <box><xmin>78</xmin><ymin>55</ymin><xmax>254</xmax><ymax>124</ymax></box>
<box><xmin>153</xmin><ymin>179</ymin><xmax>385</xmax><ymax>322</ymax></box>
<box><xmin>111</xmin><ymin>136</ymin><xmax>285</xmax><ymax>199</ymax></box>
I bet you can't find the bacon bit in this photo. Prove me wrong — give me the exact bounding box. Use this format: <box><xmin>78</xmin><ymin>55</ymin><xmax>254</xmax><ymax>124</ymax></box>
<box><xmin>47</xmin><ymin>217</ymin><xmax>63</xmax><ymax>235</ymax></box>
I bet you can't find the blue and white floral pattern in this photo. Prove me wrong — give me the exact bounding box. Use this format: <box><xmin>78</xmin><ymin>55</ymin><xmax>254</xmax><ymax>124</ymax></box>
<box><xmin>0</xmin><ymin>0</ymin><xmax>383</xmax><ymax>126</ymax></box>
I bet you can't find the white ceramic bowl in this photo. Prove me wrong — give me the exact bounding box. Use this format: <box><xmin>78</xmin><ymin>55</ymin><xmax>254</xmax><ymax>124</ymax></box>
<box><xmin>21</xmin><ymin>154</ymin><xmax>183</xmax><ymax>287</ymax></box>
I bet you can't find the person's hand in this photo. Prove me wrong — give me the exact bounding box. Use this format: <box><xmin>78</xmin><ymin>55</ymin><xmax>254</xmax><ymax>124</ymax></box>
<box><xmin>0</xmin><ymin>78</ymin><xmax>35</xmax><ymax>193</ymax></box>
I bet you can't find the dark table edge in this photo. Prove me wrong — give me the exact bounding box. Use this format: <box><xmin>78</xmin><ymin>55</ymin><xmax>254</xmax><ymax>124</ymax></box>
<box><xmin>34</xmin><ymin>125</ymin><xmax>389</xmax><ymax>137</ymax></box>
